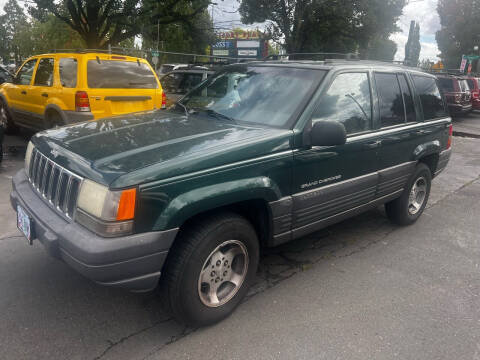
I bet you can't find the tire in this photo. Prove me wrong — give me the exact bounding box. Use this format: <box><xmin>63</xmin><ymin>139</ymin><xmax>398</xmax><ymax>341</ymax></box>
<box><xmin>385</xmin><ymin>163</ymin><xmax>432</xmax><ymax>226</ymax></box>
<box><xmin>0</xmin><ymin>99</ymin><xmax>19</xmax><ymax>134</ymax></box>
<box><xmin>160</xmin><ymin>212</ymin><xmax>259</xmax><ymax>327</ymax></box>
<box><xmin>45</xmin><ymin>111</ymin><xmax>64</xmax><ymax>129</ymax></box>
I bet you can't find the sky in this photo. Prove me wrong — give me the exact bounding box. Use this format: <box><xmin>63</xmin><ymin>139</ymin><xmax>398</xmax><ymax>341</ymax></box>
<box><xmin>0</xmin><ymin>0</ymin><xmax>441</xmax><ymax>61</ymax></box>
<box><xmin>213</xmin><ymin>0</ymin><xmax>442</xmax><ymax>62</ymax></box>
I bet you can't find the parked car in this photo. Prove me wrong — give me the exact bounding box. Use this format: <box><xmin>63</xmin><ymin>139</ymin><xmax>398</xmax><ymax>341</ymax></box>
<box><xmin>463</xmin><ymin>76</ymin><xmax>480</xmax><ymax>111</ymax></box>
<box><xmin>0</xmin><ymin>109</ymin><xmax>4</xmax><ymax>163</ymax></box>
<box><xmin>157</xmin><ymin>63</ymin><xmax>208</xmax><ymax>75</ymax></box>
<box><xmin>11</xmin><ymin>60</ymin><xmax>452</xmax><ymax>326</ymax></box>
<box><xmin>0</xmin><ymin>52</ymin><xmax>165</xmax><ymax>133</ymax></box>
<box><xmin>437</xmin><ymin>75</ymin><xmax>472</xmax><ymax>115</ymax></box>
<box><xmin>0</xmin><ymin>65</ymin><xmax>13</xmax><ymax>84</ymax></box>
<box><xmin>160</xmin><ymin>68</ymin><xmax>215</xmax><ymax>107</ymax></box>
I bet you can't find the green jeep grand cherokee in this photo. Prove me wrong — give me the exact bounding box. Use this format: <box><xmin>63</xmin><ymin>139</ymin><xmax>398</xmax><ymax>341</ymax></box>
<box><xmin>11</xmin><ymin>60</ymin><xmax>452</xmax><ymax>326</ymax></box>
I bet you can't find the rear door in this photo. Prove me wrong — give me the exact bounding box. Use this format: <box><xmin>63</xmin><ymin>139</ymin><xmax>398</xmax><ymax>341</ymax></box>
<box><xmin>292</xmin><ymin>71</ymin><xmax>380</xmax><ymax>237</ymax></box>
<box><xmin>374</xmin><ymin>72</ymin><xmax>424</xmax><ymax>196</ymax></box>
<box><xmin>85</xmin><ymin>57</ymin><xmax>161</xmax><ymax>119</ymax></box>
<box><xmin>30</xmin><ymin>57</ymin><xmax>56</xmax><ymax>127</ymax></box>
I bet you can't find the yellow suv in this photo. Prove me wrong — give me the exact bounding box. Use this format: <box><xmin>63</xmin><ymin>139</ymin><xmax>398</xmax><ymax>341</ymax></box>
<box><xmin>0</xmin><ymin>52</ymin><xmax>165</xmax><ymax>132</ymax></box>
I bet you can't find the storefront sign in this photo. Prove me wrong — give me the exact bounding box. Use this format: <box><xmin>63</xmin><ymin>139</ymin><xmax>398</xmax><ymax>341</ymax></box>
<box><xmin>212</xmin><ymin>50</ymin><xmax>230</xmax><ymax>56</ymax></box>
<box><xmin>238</xmin><ymin>49</ymin><xmax>258</xmax><ymax>57</ymax></box>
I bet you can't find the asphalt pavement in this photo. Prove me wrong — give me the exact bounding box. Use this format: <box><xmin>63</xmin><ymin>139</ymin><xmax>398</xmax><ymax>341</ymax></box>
<box><xmin>1</xmin><ymin>116</ymin><xmax>480</xmax><ymax>359</ymax></box>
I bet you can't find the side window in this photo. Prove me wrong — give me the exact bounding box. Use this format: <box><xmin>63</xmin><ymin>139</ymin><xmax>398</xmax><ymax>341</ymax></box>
<box><xmin>14</xmin><ymin>59</ymin><xmax>37</xmax><ymax>85</ymax></box>
<box><xmin>179</xmin><ymin>73</ymin><xmax>204</xmax><ymax>94</ymax></box>
<box><xmin>398</xmin><ymin>75</ymin><xmax>416</xmax><ymax>122</ymax></box>
<box><xmin>34</xmin><ymin>58</ymin><xmax>54</xmax><ymax>87</ymax></box>
<box><xmin>59</xmin><ymin>58</ymin><xmax>77</xmax><ymax>88</ymax></box>
<box><xmin>375</xmin><ymin>73</ymin><xmax>405</xmax><ymax>127</ymax></box>
<box><xmin>312</xmin><ymin>72</ymin><xmax>372</xmax><ymax>135</ymax></box>
<box><xmin>412</xmin><ymin>76</ymin><xmax>448</xmax><ymax>120</ymax></box>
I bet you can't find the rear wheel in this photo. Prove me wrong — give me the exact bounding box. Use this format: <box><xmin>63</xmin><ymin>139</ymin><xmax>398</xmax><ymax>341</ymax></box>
<box><xmin>45</xmin><ymin>110</ymin><xmax>64</xmax><ymax>129</ymax></box>
<box><xmin>385</xmin><ymin>163</ymin><xmax>432</xmax><ymax>226</ymax></box>
<box><xmin>160</xmin><ymin>213</ymin><xmax>259</xmax><ymax>327</ymax></box>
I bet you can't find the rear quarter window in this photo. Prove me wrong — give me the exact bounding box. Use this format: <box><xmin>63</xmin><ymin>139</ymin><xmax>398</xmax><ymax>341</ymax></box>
<box><xmin>87</xmin><ymin>60</ymin><xmax>158</xmax><ymax>89</ymax></box>
<box><xmin>412</xmin><ymin>75</ymin><xmax>448</xmax><ymax>120</ymax></box>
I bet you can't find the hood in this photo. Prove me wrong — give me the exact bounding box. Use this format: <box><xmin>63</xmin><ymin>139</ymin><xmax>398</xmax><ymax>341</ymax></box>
<box><xmin>32</xmin><ymin>110</ymin><xmax>292</xmax><ymax>188</ymax></box>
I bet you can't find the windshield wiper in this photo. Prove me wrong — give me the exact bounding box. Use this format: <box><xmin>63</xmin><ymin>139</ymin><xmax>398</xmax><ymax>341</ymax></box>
<box><xmin>195</xmin><ymin>109</ymin><xmax>236</xmax><ymax>123</ymax></box>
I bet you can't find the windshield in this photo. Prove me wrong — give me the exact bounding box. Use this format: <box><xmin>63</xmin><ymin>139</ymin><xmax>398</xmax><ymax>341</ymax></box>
<box><xmin>179</xmin><ymin>65</ymin><xmax>325</xmax><ymax>128</ymax></box>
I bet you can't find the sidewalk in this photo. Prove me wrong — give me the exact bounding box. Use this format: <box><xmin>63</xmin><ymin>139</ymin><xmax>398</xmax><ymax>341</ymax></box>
<box><xmin>452</xmin><ymin>111</ymin><xmax>480</xmax><ymax>138</ymax></box>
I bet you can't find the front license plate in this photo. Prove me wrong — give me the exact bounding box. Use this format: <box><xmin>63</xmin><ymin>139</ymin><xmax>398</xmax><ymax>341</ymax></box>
<box><xmin>17</xmin><ymin>205</ymin><xmax>34</xmax><ymax>244</ymax></box>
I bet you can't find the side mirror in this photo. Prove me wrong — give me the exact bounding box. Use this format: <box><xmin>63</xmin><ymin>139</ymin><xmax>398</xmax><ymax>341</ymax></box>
<box><xmin>310</xmin><ymin>120</ymin><xmax>347</xmax><ymax>147</ymax></box>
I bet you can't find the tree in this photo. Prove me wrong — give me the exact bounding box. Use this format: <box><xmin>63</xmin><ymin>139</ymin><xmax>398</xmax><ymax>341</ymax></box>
<box><xmin>436</xmin><ymin>0</ymin><xmax>480</xmax><ymax>69</ymax></box>
<box><xmin>239</xmin><ymin>0</ymin><xmax>405</xmax><ymax>58</ymax></box>
<box><xmin>29</xmin><ymin>0</ymin><xmax>212</xmax><ymax>49</ymax></box>
<box><xmin>405</xmin><ymin>21</ymin><xmax>421</xmax><ymax>66</ymax></box>
<box><xmin>1</xmin><ymin>0</ymin><xmax>31</xmax><ymax>64</ymax></box>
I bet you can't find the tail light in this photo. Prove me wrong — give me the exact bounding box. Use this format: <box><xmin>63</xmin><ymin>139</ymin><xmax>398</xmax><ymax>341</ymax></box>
<box><xmin>75</xmin><ymin>91</ymin><xmax>91</xmax><ymax>112</ymax></box>
<box><xmin>447</xmin><ymin>124</ymin><xmax>453</xmax><ymax>149</ymax></box>
<box><xmin>472</xmin><ymin>91</ymin><xmax>479</xmax><ymax>99</ymax></box>
<box><xmin>161</xmin><ymin>92</ymin><xmax>167</xmax><ymax>109</ymax></box>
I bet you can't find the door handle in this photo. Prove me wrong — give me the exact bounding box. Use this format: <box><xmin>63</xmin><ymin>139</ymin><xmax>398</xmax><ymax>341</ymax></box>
<box><xmin>42</xmin><ymin>93</ymin><xmax>48</xmax><ymax>97</ymax></box>
<box><xmin>21</xmin><ymin>90</ymin><xmax>27</xmax><ymax>95</ymax></box>
<box><xmin>364</xmin><ymin>140</ymin><xmax>382</xmax><ymax>149</ymax></box>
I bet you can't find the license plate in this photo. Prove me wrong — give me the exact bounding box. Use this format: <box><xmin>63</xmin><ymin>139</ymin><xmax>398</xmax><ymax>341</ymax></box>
<box><xmin>17</xmin><ymin>205</ymin><xmax>34</xmax><ymax>244</ymax></box>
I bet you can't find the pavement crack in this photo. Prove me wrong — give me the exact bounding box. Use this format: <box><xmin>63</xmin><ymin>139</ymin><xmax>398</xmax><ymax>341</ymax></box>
<box><xmin>0</xmin><ymin>235</ymin><xmax>24</xmax><ymax>242</ymax></box>
<box><xmin>140</xmin><ymin>326</ymin><xmax>195</xmax><ymax>360</ymax></box>
<box><xmin>92</xmin><ymin>317</ymin><xmax>172</xmax><ymax>360</ymax></box>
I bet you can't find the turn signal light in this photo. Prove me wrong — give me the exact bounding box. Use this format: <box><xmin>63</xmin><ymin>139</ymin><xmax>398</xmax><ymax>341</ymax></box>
<box><xmin>447</xmin><ymin>124</ymin><xmax>453</xmax><ymax>149</ymax></box>
<box><xmin>75</xmin><ymin>91</ymin><xmax>91</xmax><ymax>112</ymax></box>
<box><xmin>116</xmin><ymin>188</ymin><xmax>137</xmax><ymax>221</ymax></box>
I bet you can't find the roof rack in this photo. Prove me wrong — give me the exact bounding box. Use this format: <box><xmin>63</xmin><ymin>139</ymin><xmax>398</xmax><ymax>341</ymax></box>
<box><xmin>264</xmin><ymin>52</ymin><xmax>359</xmax><ymax>61</ymax></box>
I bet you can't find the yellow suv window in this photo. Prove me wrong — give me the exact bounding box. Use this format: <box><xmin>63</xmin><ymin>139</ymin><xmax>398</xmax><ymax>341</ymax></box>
<box><xmin>87</xmin><ymin>60</ymin><xmax>158</xmax><ymax>89</ymax></box>
<box><xmin>59</xmin><ymin>58</ymin><xmax>78</xmax><ymax>88</ymax></box>
<box><xmin>15</xmin><ymin>59</ymin><xmax>37</xmax><ymax>85</ymax></box>
<box><xmin>34</xmin><ymin>58</ymin><xmax>54</xmax><ymax>87</ymax></box>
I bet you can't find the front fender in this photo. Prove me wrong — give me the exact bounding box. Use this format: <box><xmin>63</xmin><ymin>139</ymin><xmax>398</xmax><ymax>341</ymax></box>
<box><xmin>412</xmin><ymin>140</ymin><xmax>441</xmax><ymax>160</ymax></box>
<box><xmin>154</xmin><ymin>177</ymin><xmax>281</xmax><ymax>230</ymax></box>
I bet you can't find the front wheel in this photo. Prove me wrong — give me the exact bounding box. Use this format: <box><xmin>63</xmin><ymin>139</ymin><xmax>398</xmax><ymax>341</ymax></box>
<box><xmin>385</xmin><ymin>163</ymin><xmax>432</xmax><ymax>226</ymax></box>
<box><xmin>160</xmin><ymin>213</ymin><xmax>259</xmax><ymax>327</ymax></box>
<box><xmin>0</xmin><ymin>99</ymin><xmax>18</xmax><ymax>134</ymax></box>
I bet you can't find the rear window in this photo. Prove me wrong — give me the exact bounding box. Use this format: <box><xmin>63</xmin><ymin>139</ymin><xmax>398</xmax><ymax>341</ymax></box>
<box><xmin>438</xmin><ymin>78</ymin><xmax>454</xmax><ymax>92</ymax></box>
<box><xmin>87</xmin><ymin>60</ymin><xmax>158</xmax><ymax>89</ymax></box>
<box><xmin>59</xmin><ymin>58</ymin><xmax>77</xmax><ymax>88</ymax></box>
<box><xmin>412</xmin><ymin>75</ymin><xmax>448</xmax><ymax>120</ymax></box>
<box><xmin>161</xmin><ymin>72</ymin><xmax>204</xmax><ymax>95</ymax></box>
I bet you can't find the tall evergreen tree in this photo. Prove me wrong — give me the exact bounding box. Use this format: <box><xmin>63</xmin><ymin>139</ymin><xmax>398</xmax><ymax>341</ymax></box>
<box><xmin>405</xmin><ymin>21</ymin><xmax>421</xmax><ymax>66</ymax></box>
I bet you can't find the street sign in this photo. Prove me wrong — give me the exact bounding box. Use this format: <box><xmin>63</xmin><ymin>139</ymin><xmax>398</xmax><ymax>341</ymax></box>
<box><xmin>151</xmin><ymin>50</ymin><xmax>160</xmax><ymax>57</ymax></box>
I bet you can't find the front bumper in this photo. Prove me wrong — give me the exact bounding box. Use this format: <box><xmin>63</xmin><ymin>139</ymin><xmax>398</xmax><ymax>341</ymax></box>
<box><xmin>10</xmin><ymin>170</ymin><xmax>178</xmax><ymax>292</ymax></box>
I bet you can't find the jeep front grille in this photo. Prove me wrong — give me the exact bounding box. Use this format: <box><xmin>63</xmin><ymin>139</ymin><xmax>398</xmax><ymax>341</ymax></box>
<box><xmin>28</xmin><ymin>148</ymin><xmax>83</xmax><ymax>219</ymax></box>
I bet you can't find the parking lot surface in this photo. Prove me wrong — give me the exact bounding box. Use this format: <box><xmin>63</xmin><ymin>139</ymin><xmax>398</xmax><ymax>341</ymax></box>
<box><xmin>1</xmin><ymin>116</ymin><xmax>480</xmax><ymax>359</ymax></box>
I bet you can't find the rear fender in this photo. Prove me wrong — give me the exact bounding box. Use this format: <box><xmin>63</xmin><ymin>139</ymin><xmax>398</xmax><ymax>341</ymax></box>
<box><xmin>412</xmin><ymin>140</ymin><xmax>441</xmax><ymax>161</ymax></box>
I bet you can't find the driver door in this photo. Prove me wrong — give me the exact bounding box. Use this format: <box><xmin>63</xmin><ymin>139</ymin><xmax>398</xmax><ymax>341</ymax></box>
<box><xmin>9</xmin><ymin>58</ymin><xmax>38</xmax><ymax>127</ymax></box>
<box><xmin>292</xmin><ymin>71</ymin><xmax>380</xmax><ymax>237</ymax></box>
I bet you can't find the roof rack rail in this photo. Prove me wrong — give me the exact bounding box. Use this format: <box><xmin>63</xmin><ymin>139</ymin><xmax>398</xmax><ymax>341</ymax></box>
<box><xmin>263</xmin><ymin>52</ymin><xmax>359</xmax><ymax>61</ymax></box>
